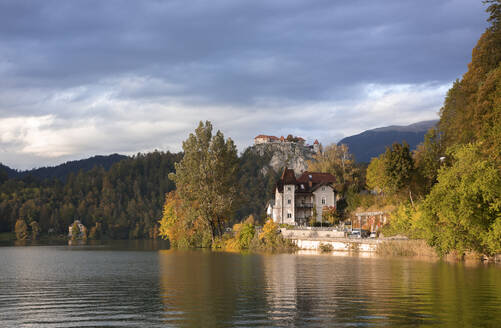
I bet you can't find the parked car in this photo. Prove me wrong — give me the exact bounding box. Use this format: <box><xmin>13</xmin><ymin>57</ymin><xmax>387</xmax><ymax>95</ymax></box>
<box><xmin>349</xmin><ymin>229</ymin><xmax>370</xmax><ymax>238</ymax></box>
<box><xmin>369</xmin><ymin>232</ymin><xmax>378</xmax><ymax>239</ymax></box>
<box><xmin>348</xmin><ymin>229</ymin><xmax>361</xmax><ymax>238</ymax></box>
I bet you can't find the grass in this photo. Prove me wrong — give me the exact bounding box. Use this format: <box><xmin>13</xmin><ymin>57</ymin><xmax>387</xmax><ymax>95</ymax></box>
<box><xmin>376</xmin><ymin>240</ymin><xmax>437</xmax><ymax>257</ymax></box>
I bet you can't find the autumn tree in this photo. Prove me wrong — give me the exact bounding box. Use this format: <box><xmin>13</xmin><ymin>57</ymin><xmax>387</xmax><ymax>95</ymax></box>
<box><xmin>438</xmin><ymin>0</ymin><xmax>501</xmax><ymax>163</ymax></box>
<box><xmin>88</xmin><ymin>222</ymin><xmax>102</xmax><ymax>240</ymax></box>
<box><xmin>366</xmin><ymin>154</ymin><xmax>389</xmax><ymax>194</ymax></box>
<box><xmin>169</xmin><ymin>121</ymin><xmax>239</xmax><ymax>244</ymax></box>
<box><xmin>71</xmin><ymin>221</ymin><xmax>80</xmax><ymax>240</ymax></box>
<box><xmin>30</xmin><ymin>221</ymin><xmax>41</xmax><ymax>240</ymax></box>
<box><xmin>15</xmin><ymin>219</ymin><xmax>28</xmax><ymax>240</ymax></box>
<box><xmin>307</xmin><ymin>144</ymin><xmax>362</xmax><ymax>196</ymax></box>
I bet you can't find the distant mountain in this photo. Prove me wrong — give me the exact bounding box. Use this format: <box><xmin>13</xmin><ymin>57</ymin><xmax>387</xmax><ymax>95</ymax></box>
<box><xmin>3</xmin><ymin>154</ymin><xmax>129</xmax><ymax>181</ymax></box>
<box><xmin>338</xmin><ymin>120</ymin><xmax>438</xmax><ymax>163</ymax></box>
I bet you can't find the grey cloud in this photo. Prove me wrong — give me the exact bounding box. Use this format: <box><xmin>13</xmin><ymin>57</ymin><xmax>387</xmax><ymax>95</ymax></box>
<box><xmin>0</xmin><ymin>0</ymin><xmax>489</xmax><ymax>168</ymax></box>
<box><xmin>0</xmin><ymin>0</ymin><xmax>486</xmax><ymax>101</ymax></box>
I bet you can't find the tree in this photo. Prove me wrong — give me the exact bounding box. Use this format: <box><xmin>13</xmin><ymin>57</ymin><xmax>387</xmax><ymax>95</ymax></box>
<box><xmin>159</xmin><ymin>191</ymin><xmax>210</xmax><ymax>248</ymax></box>
<box><xmin>30</xmin><ymin>221</ymin><xmax>41</xmax><ymax>240</ymax></box>
<box><xmin>438</xmin><ymin>0</ymin><xmax>501</xmax><ymax>161</ymax></box>
<box><xmin>413</xmin><ymin>128</ymin><xmax>445</xmax><ymax>193</ymax></box>
<box><xmin>225</xmin><ymin>215</ymin><xmax>256</xmax><ymax>250</ymax></box>
<box><xmin>71</xmin><ymin>221</ymin><xmax>80</xmax><ymax>240</ymax></box>
<box><xmin>366</xmin><ymin>155</ymin><xmax>389</xmax><ymax>193</ymax></box>
<box><xmin>89</xmin><ymin>222</ymin><xmax>102</xmax><ymax>240</ymax></box>
<box><xmin>169</xmin><ymin>121</ymin><xmax>239</xmax><ymax>244</ymax></box>
<box><xmin>307</xmin><ymin>144</ymin><xmax>362</xmax><ymax>196</ymax></box>
<box><xmin>15</xmin><ymin>219</ymin><xmax>28</xmax><ymax>240</ymax></box>
<box><xmin>422</xmin><ymin>143</ymin><xmax>501</xmax><ymax>256</ymax></box>
<box><xmin>322</xmin><ymin>206</ymin><xmax>340</xmax><ymax>225</ymax></box>
<box><xmin>384</xmin><ymin>142</ymin><xmax>414</xmax><ymax>194</ymax></box>
<box><xmin>0</xmin><ymin>168</ymin><xmax>7</xmax><ymax>185</ymax></box>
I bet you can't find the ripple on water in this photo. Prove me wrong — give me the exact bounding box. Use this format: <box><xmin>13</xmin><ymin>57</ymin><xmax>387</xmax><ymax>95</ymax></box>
<box><xmin>0</xmin><ymin>245</ymin><xmax>500</xmax><ymax>327</ymax></box>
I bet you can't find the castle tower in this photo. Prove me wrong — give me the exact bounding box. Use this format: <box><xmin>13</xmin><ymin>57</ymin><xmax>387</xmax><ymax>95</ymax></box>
<box><xmin>313</xmin><ymin>139</ymin><xmax>320</xmax><ymax>154</ymax></box>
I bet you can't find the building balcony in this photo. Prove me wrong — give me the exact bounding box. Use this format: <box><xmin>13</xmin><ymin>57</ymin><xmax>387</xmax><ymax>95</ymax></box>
<box><xmin>296</xmin><ymin>202</ymin><xmax>313</xmax><ymax>208</ymax></box>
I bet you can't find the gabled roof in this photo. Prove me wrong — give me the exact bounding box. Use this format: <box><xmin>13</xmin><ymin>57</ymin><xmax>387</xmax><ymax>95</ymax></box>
<box><xmin>296</xmin><ymin>171</ymin><xmax>336</xmax><ymax>184</ymax></box>
<box><xmin>276</xmin><ymin>169</ymin><xmax>336</xmax><ymax>193</ymax></box>
<box><xmin>314</xmin><ymin>139</ymin><xmax>319</xmax><ymax>145</ymax></box>
<box><xmin>281</xmin><ymin>167</ymin><xmax>297</xmax><ymax>184</ymax></box>
<box><xmin>276</xmin><ymin>167</ymin><xmax>297</xmax><ymax>192</ymax></box>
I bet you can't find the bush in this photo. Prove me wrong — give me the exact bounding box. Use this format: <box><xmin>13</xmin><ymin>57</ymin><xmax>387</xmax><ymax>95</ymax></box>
<box><xmin>381</xmin><ymin>202</ymin><xmax>426</xmax><ymax>239</ymax></box>
<box><xmin>319</xmin><ymin>243</ymin><xmax>334</xmax><ymax>252</ymax></box>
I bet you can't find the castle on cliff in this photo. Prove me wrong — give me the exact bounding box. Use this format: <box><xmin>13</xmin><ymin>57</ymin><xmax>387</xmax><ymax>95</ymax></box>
<box><xmin>254</xmin><ymin>134</ymin><xmax>321</xmax><ymax>154</ymax></box>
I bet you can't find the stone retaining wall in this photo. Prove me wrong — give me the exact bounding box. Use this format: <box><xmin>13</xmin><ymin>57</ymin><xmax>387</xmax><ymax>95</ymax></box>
<box><xmin>280</xmin><ymin>228</ymin><xmax>345</xmax><ymax>239</ymax></box>
<box><xmin>292</xmin><ymin>238</ymin><xmax>379</xmax><ymax>252</ymax></box>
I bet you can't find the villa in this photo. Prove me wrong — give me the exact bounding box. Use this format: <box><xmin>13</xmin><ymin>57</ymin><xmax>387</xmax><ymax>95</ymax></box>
<box><xmin>268</xmin><ymin>168</ymin><xmax>337</xmax><ymax>226</ymax></box>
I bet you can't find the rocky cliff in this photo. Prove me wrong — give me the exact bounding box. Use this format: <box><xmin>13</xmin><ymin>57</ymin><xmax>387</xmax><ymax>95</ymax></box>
<box><xmin>249</xmin><ymin>142</ymin><xmax>317</xmax><ymax>175</ymax></box>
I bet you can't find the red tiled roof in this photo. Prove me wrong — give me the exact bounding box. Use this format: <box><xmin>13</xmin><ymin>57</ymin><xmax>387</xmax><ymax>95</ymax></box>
<box><xmin>254</xmin><ymin>135</ymin><xmax>279</xmax><ymax>140</ymax></box>
<box><xmin>313</xmin><ymin>139</ymin><xmax>319</xmax><ymax>145</ymax></box>
<box><xmin>296</xmin><ymin>171</ymin><xmax>336</xmax><ymax>184</ymax></box>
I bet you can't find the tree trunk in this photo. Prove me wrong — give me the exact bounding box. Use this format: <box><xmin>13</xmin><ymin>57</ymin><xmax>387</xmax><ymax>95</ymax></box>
<box><xmin>409</xmin><ymin>189</ymin><xmax>415</xmax><ymax>207</ymax></box>
<box><xmin>209</xmin><ymin>221</ymin><xmax>216</xmax><ymax>245</ymax></box>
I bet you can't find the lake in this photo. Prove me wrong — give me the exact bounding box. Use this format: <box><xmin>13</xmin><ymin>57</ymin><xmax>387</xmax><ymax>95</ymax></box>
<box><xmin>0</xmin><ymin>241</ymin><xmax>500</xmax><ymax>327</ymax></box>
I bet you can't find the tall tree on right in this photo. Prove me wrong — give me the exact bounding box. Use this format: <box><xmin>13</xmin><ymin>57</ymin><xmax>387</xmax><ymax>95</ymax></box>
<box><xmin>438</xmin><ymin>0</ymin><xmax>501</xmax><ymax>164</ymax></box>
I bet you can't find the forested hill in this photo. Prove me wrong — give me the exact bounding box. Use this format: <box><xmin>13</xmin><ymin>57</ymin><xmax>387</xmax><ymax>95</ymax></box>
<box><xmin>0</xmin><ymin>163</ymin><xmax>17</xmax><ymax>179</ymax></box>
<box><xmin>338</xmin><ymin>120</ymin><xmax>438</xmax><ymax>163</ymax></box>
<box><xmin>0</xmin><ymin>145</ymin><xmax>283</xmax><ymax>238</ymax></box>
<box><xmin>0</xmin><ymin>151</ymin><xmax>182</xmax><ymax>237</ymax></box>
<box><xmin>1</xmin><ymin>154</ymin><xmax>128</xmax><ymax>181</ymax></box>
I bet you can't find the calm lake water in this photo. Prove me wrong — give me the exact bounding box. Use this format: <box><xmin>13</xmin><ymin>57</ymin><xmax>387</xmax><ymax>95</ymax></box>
<box><xmin>0</xmin><ymin>241</ymin><xmax>500</xmax><ymax>327</ymax></box>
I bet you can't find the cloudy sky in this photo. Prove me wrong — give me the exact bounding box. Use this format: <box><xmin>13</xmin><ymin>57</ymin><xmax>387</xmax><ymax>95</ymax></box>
<box><xmin>0</xmin><ymin>0</ymin><xmax>488</xmax><ymax>169</ymax></box>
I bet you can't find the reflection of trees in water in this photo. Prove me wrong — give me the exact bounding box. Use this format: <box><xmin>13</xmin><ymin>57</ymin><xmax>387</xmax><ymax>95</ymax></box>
<box><xmin>158</xmin><ymin>250</ymin><xmax>501</xmax><ymax>327</ymax></box>
<box><xmin>158</xmin><ymin>250</ymin><xmax>268</xmax><ymax>327</ymax></box>
<box><xmin>262</xmin><ymin>254</ymin><xmax>374</xmax><ymax>326</ymax></box>
<box><xmin>262</xmin><ymin>254</ymin><xmax>501</xmax><ymax>326</ymax></box>
<box><xmin>262</xmin><ymin>254</ymin><xmax>298</xmax><ymax>324</ymax></box>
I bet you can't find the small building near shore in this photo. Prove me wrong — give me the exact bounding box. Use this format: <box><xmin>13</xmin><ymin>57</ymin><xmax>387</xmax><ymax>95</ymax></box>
<box><xmin>68</xmin><ymin>220</ymin><xmax>86</xmax><ymax>238</ymax></box>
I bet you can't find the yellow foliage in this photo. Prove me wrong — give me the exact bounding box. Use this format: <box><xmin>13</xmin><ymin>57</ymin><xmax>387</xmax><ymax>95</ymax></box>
<box><xmin>159</xmin><ymin>191</ymin><xmax>208</xmax><ymax>248</ymax></box>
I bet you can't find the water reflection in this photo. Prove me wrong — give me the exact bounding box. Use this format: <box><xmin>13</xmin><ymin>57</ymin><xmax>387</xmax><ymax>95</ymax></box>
<box><xmin>0</xmin><ymin>243</ymin><xmax>499</xmax><ymax>327</ymax></box>
<box><xmin>158</xmin><ymin>251</ymin><xmax>501</xmax><ymax>327</ymax></box>
<box><xmin>158</xmin><ymin>250</ymin><xmax>268</xmax><ymax>327</ymax></box>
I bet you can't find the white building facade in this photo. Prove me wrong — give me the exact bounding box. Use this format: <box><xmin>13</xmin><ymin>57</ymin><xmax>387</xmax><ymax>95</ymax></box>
<box><xmin>270</xmin><ymin>168</ymin><xmax>336</xmax><ymax>226</ymax></box>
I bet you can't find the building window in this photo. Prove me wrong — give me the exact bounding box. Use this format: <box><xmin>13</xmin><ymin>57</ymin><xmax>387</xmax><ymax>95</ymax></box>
<box><xmin>287</xmin><ymin>198</ymin><xmax>291</xmax><ymax>204</ymax></box>
<box><xmin>287</xmin><ymin>186</ymin><xmax>291</xmax><ymax>191</ymax></box>
<box><xmin>287</xmin><ymin>213</ymin><xmax>292</xmax><ymax>218</ymax></box>
<box><xmin>321</xmin><ymin>197</ymin><xmax>326</xmax><ymax>205</ymax></box>
<box><xmin>322</xmin><ymin>187</ymin><xmax>325</xmax><ymax>191</ymax></box>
